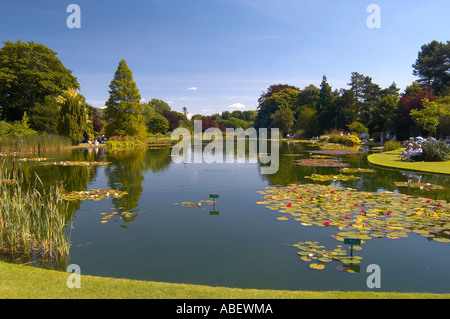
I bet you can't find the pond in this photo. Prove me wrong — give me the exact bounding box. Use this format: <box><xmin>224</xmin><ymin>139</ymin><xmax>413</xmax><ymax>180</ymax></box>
<box><xmin>3</xmin><ymin>141</ymin><xmax>450</xmax><ymax>293</ymax></box>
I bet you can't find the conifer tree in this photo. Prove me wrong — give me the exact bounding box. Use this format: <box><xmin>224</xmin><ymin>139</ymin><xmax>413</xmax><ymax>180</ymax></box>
<box><xmin>104</xmin><ymin>59</ymin><xmax>146</xmax><ymax>137</ymax></box>
<box><xmin>315</xmin><ymin>76</ymin><xmax>335</xmax><ymax>133</ymax></box>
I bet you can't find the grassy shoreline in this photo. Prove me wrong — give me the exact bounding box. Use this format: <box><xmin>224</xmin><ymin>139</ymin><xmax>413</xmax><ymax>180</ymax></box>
<box><xmin>1</xmin><ymin>261</ymin><xmax>449</xmax><ymax>299</ymax></box>
<box><xmin>368</xmin><ymin>149</ymin><xmax>450</xmax><ymax>175</ymax></box>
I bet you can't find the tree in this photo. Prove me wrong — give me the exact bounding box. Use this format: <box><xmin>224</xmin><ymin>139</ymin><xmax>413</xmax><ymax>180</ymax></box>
<box><xmin>28</xmin><ymin>95</ymin><xmax>61</xmax><ymax>134</ymax></box>
<box><xmin>0</xmin><ymin>40</ymin><xmax>79</xmax><ymax>122</ymax></box>
<box><xmin>255</xmin><ymin>84</ymin><xmax>299</xmax><ymax>129</ymax></box>
<box><xmin>58</xmin><ymin>89</ymin><xmax>89</xmax><ymax>145</ymax></box>
<box><xmin>147</xmin><ymin>114</ymin><xmax>169</xmax><ymax>134</ymax></box>
<box><xmin>270</xmin><ymin>106</ymin><xmax>294</xmax><ymax>135</ymax></box>
<box><xmin>315</xmin><ymin>76</ymin><xmax>335</xmax><ymax>133</ymax></box>
<box><xmin>412</xmin><ymin>40</ymin><xmax>450</xmax><ymax>95</ymax></box>
<box><xmin>395</xmin><ymin>82</ymin><xmax>436</xmax><ymax>139</ymax></box>
<box><xmin>162</xmin><ymin>110</ymin><xmax>180</xmax><ymax>131</ymax></box>
<box><xmin>104</xmin><ymin>59</ymin><xmax>146</xmax><ymax>137</ymax></box>
<box><xmin>294</xmin><ymin>107</ymin><xmax>317</xmax><ymax>138</ymax></box>
<box><xmin>347</xmin><ymin>121</ymin><xmax>368</xmax><ymax>135</ymax></box>
<box><xmin>333</xmin><ymin>89</ymin><xmax>357</xmax><ymax>130</ymax></box>
<box><xmin>199</xmin><ymin>117</ymin><xmax>217</xmax><ymax>132</ymax></box>
<box><xmin>373</xmin><ymin>95</ymin><xmax>398</xmax><ymax>133</ymax></box>
<box><xmin>256</xmin><ymin>88</ymin><xmax>299</xmax><ymax>129</ymax></box>
<box><xmin>92</xmin><ymin>107</ymin><xmax>103</xmax><ymax>134</ymax></box>
<box><xmin>410</xmin><ymin>99</ymin><xmax>447</xmax><ymax>137</ymax></box>
<box><xmin>149</xmin><ymin>99</ymin><xmax>171</xmax><ymax>115</ymax></box>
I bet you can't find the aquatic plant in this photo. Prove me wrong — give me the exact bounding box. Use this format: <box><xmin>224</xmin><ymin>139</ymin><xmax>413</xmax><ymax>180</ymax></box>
<box><xmin>0</xmin><ymin>168</ymin><xmax>71</xmax><ymax>262</ymax></box>
<box><xmin>41</xmin><ymin>161</ymin><xmax>111</xmax><ymax>167</ymax></box>
<box><xmin>340</xmin><ymin>168</ymin><xmax>376</xmax><ymax>174</ymax></box>
<box><xmin>62</xmin><ymin>189</ymin><xmax>128</xmax><ymax>201</ymax></box>
<box><xmin>257</xmin><ymin>183</ymin><xmax>450</xmax><ymax>270</ymax></box>
<box><xmin>294</xmin><ymin>159</ymin><xmax>349</xmax><ymax>167</ymax></box>
<box><xmin>257</xmin><ymin>184</ymin><xmax>449</xmax><ymax>242</ymax></box>
<box><xmin>305</xmin><ymin>174</ymin><xmax>360</xmax><ymax>182</ymax></box>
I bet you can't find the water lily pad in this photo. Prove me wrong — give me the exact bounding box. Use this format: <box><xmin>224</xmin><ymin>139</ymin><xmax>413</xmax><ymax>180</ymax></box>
<box><xmin>41</xmin><ymin>161</ymin><xmax>111</xmax><ymax>167</ymax></box>
<box><xmin>62</xmin><ymin>189</ymin><xmax>128</xmax><ymax>201</ymax></box>
<box><xmin>310</xmin><ymin>263</ymin><xmax>325</xmax><ymax>270</ymax></box>
<box><xmin>305</xmin><ymin>174</ymin><xmax>360</xmax><ymax>182</ymax></box>
<box><xmin>433</xmin><ymin>237</ymin><xmax>450</xmax><ymax>243</ymax></box>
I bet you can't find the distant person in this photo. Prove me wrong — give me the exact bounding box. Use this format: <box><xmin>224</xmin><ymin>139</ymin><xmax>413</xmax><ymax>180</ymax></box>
<box><xmin>398</xmin><ymin>143</ymin><xmax>413</xmax><ymax>159</ymax></box>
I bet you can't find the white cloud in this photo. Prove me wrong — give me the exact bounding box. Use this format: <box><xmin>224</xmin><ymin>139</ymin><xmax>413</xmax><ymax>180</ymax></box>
<box><xmin>228</xmin><ymin>103</ymin><xmax>246</xmax><ymax>109</ymax></box>
<box><xmin>202</xmin><ymin>108</ymin><xmax>213</xmax><ymax>113</ymax></box>
<box><xmin>188</xmin><ymin>87</ymin><xmax>198</xmax><ymax>91</ymax></box>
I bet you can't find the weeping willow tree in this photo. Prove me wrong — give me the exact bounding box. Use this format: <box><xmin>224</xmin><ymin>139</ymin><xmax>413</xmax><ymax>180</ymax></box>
<box><xmin>57</xmin><ymin>89</ymin><xmax>92</xmax><ymax>145</ymax></box>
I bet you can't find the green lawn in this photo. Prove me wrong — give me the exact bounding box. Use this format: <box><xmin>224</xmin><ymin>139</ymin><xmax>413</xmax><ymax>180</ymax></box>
<box><xmin>368</xmin><ymin>149</ymin><xmax>450</xmax><ymax>175</ymax></box>
<box><xmin>1</xmin><ymin>261</ymin><xmax>449</xmax><ymax>299</ymax></box>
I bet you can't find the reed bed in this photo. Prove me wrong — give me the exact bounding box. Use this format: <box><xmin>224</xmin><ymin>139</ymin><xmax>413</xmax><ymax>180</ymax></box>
<box><xmin>106</xmin><ymin>135</ymin><xmax>171</xmax><ymax>150</ymax></box>
<box><xmin>0</xmin><ymin>133</ymin><xmax>73</xmax><ymax>154</ymax></box>
<box><xmin>0</xmin><ymin>168</ymin><xmax>71</xmax><ymax>263</ymax></box>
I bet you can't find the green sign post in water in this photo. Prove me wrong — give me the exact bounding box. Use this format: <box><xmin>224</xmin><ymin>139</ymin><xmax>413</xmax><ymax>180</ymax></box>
<box><xmin>209</xmin><ymin>194</ymin><xmax>219</xmax><ymax>214</ymax></box>
<box><xmin>344</xmin><ymin>238</ymin><xmax>361</xmax><ymax>257</ymax></box>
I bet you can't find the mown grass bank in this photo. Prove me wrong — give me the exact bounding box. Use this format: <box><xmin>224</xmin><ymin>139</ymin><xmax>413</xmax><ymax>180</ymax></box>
<box><xmin>1</xmin><ymin>261</ymin><xmax>449</xmax><ymax>299</ymax></box>
<box><xmin>368</xmin><ymin>149</ymin><xmax>450</xmax><ymax>175</ymax></box>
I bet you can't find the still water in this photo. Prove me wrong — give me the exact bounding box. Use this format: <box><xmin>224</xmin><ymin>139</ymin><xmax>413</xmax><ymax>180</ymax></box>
<box><xmin>5</xmin><ymin>142</ymin><xmax>450</xmax><ymax>293</ymax></box>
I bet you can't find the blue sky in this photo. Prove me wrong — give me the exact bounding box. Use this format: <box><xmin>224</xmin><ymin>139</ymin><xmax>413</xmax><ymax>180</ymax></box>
<box><xmin>1</xmin><ymin>0</ymin><xmax>449</xmax><ymax>116</ymax></box>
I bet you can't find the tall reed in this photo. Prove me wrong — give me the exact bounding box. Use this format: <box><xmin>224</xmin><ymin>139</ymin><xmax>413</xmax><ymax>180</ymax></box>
<box><xmin>0</xmin><ymin>167</ymin><xmax>71</xmax><ymax>263</ymax></box>
<box><xmin>0</xmin><ymin>132</ymin><xmax>72</xmax><ymax>154</ymax></box>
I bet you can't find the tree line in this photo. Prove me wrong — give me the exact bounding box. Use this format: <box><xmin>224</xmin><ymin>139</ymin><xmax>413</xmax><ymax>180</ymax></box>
<box><xmin>255</xmin><ymin>40</ymin><xmax>450</xmax><ymax>141</ymax></box>
<box><xmin>0</xmin><ymin>40</ymin><xmax>449</xmax><ymax>144</ymax></box>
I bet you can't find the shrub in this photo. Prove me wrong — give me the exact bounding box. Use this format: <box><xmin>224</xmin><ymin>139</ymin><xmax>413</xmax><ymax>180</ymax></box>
<box><xmin>385</xmin><ymin>140</ymin><xmax>402</xmax><ymax>151</ymax></box>
<box><xmin>421</xmin><ymin>140</ymin><xmax>450</xmax><ymax>162</ymax></box>
<box><xmin>327</xmin><ymin>134</ymin><xmax>360</xmax><ymax>147</ymax></box>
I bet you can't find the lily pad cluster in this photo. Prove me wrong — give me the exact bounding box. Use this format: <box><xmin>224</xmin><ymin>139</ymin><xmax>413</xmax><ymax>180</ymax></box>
<box><xmin>394</xmin><ymin>182</ymin><xmax>445</xmax><ymax>191</ymax></box>
<box><xmin>18</xmin><ymin>157</ymin><xmax>50</xmax><ymax>162</ymax></box>
<box><xmin>257</xmin><ymin>184</ymin><xmax>450</xmax><ymax>243</ymax></box>
<box><xmin>293</xmin><ymin>241</ymin><xmax>363</xmax><ymax>272</ymax></box>
<box><xmin>174</xmin><ymin>199</ymin><xmax>215</xmax><ymax>208</ymax></box>
<box><xmin>100</xmin><ymin>210</ymin><xmax>135</xmax><ymax>224</ymax></box>
<box><xmin>294</xmin><ymin>159</ymin><xmax>349</xmax><ymax>168</ymax></box>
<box><xmin>62</xmin><ymin>189</ymin><xmax>128</xmax><ymax>201</ymax></box>
<box><xmin>319</xmin><ymin>143</ymin><xmax>361</xmax><ymax>152</ymax></box>
<box><xmin>310</xmin><ymin>149</ymin><xmax>361</xmax><ymax>156</ymax></box>
<box><xmin>305</xmin><ymin>174</ymin><xmax>360</xmax><ymax>182</ymax></box>
<box><xmin>41</xmin><ymin>161</ymin><xmax>111</xmax><ymax>167</ymax></box>
<box><xmin>340</xmin><ymin>168</ymin><xmax>376</xmax><ymax>174</ymax></box>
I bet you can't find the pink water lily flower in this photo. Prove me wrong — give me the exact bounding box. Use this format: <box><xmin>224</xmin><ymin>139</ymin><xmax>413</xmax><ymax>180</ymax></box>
<box><xmin>286</xmin><ymin>203</ymin><xmax>292</xmax><ymax>207</ymax></box>
<box><xmin>323</xmin><ymin>221</ymin><xmax>330</xmax><ymax>226</ymax></box>
<box><xmin>386</xmin><ymin>211</ymin><xmax>392</xmax><ymax>216</ymax></box>
<box><xmin>299</xmin><ymin>196</ymin><xmax>303</xmax><ymax>199</ymax></box>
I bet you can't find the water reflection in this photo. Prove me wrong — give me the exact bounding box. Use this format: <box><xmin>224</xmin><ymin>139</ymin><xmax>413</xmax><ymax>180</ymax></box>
<box><xmin>2</xmin><ymin>141</ymin><xmax>450</xmax><ymax>291</ymax></box>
